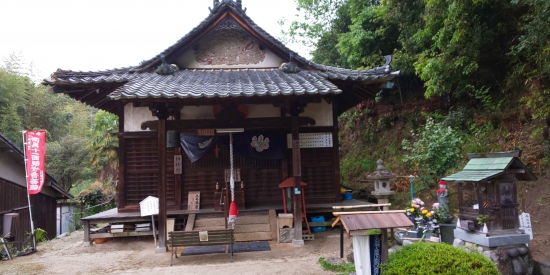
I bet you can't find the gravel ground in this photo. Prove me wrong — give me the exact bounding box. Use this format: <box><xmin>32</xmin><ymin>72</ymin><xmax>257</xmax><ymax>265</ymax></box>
<box><xmin>0</xmin><ymin>229</ymin><xmax>354</xmax><ymax>275</ymax></box>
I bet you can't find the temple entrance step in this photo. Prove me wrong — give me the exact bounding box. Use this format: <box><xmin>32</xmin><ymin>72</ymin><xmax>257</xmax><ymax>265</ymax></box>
<box><xmin>191</xmin><ymin>210</ymin><xmax>274</xmax><ymax>242</ymax></box>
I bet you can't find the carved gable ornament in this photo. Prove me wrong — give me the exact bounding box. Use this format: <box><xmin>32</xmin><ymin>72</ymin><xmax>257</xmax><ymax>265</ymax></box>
<box><xmin>195</xmin><ymin>21</ymin><xmax>265</xmax><ymax>66</ymax></box>
<box><xmin>251</xmin><ymin>135</ymin><xmax>269</xmax><ymax>152</ymax></box>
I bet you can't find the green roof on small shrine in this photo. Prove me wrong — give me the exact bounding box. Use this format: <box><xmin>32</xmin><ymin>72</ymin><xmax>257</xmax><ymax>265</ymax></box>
<box><xmin>442</xmin><ymin>170</ymin><xmax>504</xmax><ymax>182</ymax></box>
<box><xmin>462</xmin><ymin>157</ymin><xmax>513</xmax><ymax>170</ymax></box>
<box><xmin>442</xmin><ymin>155</ymin><xmax>537</xmax><ymax>182</ymax></box>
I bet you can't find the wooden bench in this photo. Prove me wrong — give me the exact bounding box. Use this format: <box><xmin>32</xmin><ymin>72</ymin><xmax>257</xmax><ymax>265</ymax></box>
<box><xmin>168</xmin><ymin>229</ymin><xmax>234</xmax><ymax>266</ymax></box>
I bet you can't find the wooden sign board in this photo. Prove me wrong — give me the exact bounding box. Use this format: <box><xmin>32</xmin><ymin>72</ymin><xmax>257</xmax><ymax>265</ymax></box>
<box><xmin>224</xmin><ymin>169</ymin><xmax>241</xmax><ymax>182</ymax></box>
<box><xmin>188</xmin><ymin>191</ymin><xmax>201</xmax><ymax>210</ymax></box>
<box><xmin>139</xmin><ymin>196</ymin><xmax>159</xmax><ymax>217</ymax></box>
<box><xmin>198</xmin><ymin>129</ymin><xmax>215</xmax><ymax>136</ymax></box>
<box><xmin>174</xmin><ymin>155</ymin><xmax>182</xmax><ymax>174</ymax></box>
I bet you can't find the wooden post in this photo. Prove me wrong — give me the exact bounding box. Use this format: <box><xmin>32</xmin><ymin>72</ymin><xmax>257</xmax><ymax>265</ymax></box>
<box><xmin>291</xmin><ymin>116</ymin><xmax>304</xmax><ymax>245</ymax></box>
<box><xmin>117</xmin><ymin>103</ymin><xmax>126</xmax><ymax>209</ymax></box>
<box><xmin>332</xmin><ymin>98</ymin><xmax>341</xmax><ymax>200</ymax></box>
<box><xmin>156</xmin><ymin>118</ymin><xmax>167</xmax><ymax>253</ymax></box>
<box><xmin>174</xmin><ymin>147</ymin><xmax>182</xmax><ymax>208</ymax></box>
<box><xmin>59</xmin><ymin>202</ymin><xmax>63</xmax><ymax>236</ymax></box>
<box><xmin>82</xmin><ymin>220</ymin><xmax>92</xmax><ymax>247</ymax></box>
<box><xmin>380</xmin><ymin>228</ymin><xmax>389</xmax><ymax>264</ymax></box>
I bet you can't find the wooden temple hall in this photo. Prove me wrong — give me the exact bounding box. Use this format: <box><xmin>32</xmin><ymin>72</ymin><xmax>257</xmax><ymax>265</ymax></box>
<box><xmin>43</xmin><ymin>0</ymin><xmax>399</xmax><ymax>250</ymax></box>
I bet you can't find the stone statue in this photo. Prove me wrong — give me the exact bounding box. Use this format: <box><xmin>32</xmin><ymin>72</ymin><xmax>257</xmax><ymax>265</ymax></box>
<box><xmin>437</xmin><ymin>180</ymin><xmax>449</xmax><ymax>213</ymax></box>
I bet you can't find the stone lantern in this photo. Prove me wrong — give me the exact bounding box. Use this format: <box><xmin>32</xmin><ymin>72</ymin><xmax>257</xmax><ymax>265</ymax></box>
<box><xmin>366</xmin><ymin>159</ymin><xmax>395</xmax><ymax>210</ymax></box>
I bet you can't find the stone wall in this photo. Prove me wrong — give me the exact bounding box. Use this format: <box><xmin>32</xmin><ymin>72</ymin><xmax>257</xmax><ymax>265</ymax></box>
<box><xmin>454</xmin><ymin>238</ymin><xmax>534</xmax><ymax>275</ymax></box>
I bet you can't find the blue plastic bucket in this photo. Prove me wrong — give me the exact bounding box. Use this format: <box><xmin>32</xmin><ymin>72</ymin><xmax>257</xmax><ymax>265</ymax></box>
<box><xmin>311</xmin><ymin>216</ymin><xmax>326</xmax><ymax>232</ymax></box>
<box><xmin>343</xmin><ymin>193</ymin><xmax>353</xmax><ymax>200</ymax></box>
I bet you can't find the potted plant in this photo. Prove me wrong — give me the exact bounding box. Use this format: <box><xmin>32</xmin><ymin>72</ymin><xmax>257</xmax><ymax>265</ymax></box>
<box><xmin>477</xmin><ymin>215</ymin><xmax>490</xmax><ymax>233</ymax></box>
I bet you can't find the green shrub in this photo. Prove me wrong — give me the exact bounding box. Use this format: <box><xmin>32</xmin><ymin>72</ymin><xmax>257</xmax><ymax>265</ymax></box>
<box><xmin>381</xmin><ymin>242</ymin><xmax>499</xmax><ymax>275</ymax></box>
<box><xmin>402</xmin><ymin>118</ymin><xmax>463</xmax><ymax>177</ymax></box>
<box><xmin>318</xmin><ymin>257</ymin><xmax>355</xmax><ymax>275</ymax></box>
<box><xmin>442</xmin><ymin>108</ymin><xmax>474</xmax><ymax>131</ymax></box>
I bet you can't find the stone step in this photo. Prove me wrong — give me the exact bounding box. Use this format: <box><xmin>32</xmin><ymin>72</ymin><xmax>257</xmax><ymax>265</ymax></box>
<box><xmin>193</xmin><ymin>223</ymin><xmax>271</xmax><ymax>234</ymax></box>
<box><xmin>194</xmin><ymin>214</ymin><xmax>270</xmax><ymax>227</ymax></box>
<box><xmin>234</xmin><ymin>231</ymin><xmax>273</xmax><ymax>242</ymax></box>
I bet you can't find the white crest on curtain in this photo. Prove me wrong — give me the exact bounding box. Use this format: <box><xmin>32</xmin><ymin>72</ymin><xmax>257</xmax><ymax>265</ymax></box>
<box><xmin>251</xmin><ymin>135</ymin><xmax>269</xmax><ymax>152</ymax></box>
<box><xmin>198</xmin><ymin>137</ymin><xmax>213</xmax><ymax>149</ymax></box>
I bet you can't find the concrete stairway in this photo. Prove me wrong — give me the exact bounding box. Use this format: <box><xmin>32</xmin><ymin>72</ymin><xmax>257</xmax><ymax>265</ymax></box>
<box><xmin>190</xmin><ymin>210</ymin><xmax>276</xmax><ymax>242</ymax></box>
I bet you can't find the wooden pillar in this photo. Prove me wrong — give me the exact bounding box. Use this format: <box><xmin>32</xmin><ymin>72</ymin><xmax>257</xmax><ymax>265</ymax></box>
<box><xmin>291</xmin><ymin>116</ymin><xmax>304</xmax><ymax>245</ymax></box>
<box><xmin>59</xmin><ymin>202</ymin><xmax>63</xmax><ymax>235</ymax></box>
<box><xmin>174</xmin><ymin>147</ymin><xmax>182</xmax><ymax>208</ymax></box>
<box><xmin>381</xmin><ymin>228</ymin><xmax>389</xmax><ymax>264</ymax></box>
<box><xmin>331</xmin><ymin>98</ymin><xmax>341</xmax><ymax>200</ymax></box>
<box><xmin>156</xmin><ymin>118</ymin><xmax>167</xmax><ymax>253</ymax></box>
<box><xmin>82</xmin><ymin>220</ymin><xmax>91</xmax><ymax>247</ymax></box>
<box><xmin>117</xmin><ymin>102</ymin><xmax>126</xmax><ymax>210</ymax></box>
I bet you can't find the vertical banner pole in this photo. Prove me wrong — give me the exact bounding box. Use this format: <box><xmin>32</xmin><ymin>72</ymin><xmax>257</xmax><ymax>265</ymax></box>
<box><xmin>22</xmin><ymin>131</ymin><xmax>37</xmax><ymax>251</ymax></box>
<box><xmin>409</xmin><ymin>175</ymin><xmax>414</xmax><ymax>201</ymax></box>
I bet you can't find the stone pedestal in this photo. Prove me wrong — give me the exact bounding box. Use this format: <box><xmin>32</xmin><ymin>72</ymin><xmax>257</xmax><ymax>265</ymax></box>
<box><xmin>371</xmin><ymin>192</ymin><xmax>395</xmax><ymax>211</ymax></box>
<box><xmin>454</xmin><ymin>229</ymin><xmax>530</xmax><ymax>247</ymax></box>
<box><xmin>279</xmin><ymin>228</ymin><xmax>294</xmax><ymax>243</ymax></box>
<box><xmin>453</xmin><ymin>229</ymin><xmax>534</xmax><ymax>275</ymax></box>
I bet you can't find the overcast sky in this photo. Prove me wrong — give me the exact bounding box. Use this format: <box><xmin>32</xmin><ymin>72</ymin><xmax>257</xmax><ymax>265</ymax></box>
<box><xmin>1</xmin><ymin>0</ymin><xmax>310</xmax><ymax>81</ymax></box>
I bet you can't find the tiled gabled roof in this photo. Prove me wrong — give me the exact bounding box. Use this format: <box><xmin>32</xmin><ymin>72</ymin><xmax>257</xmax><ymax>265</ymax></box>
<box><xmin>107</xmin><ymin>69</ymin><xmax>342</xmax><ymax>100</ymax></box>
<box><xmin>42</xmin><ymin>0</ymin><xmax>399</xmax><ymax>114</ymax></box>
<box><xmin>136</xmin><ymin>0</ymin><xmax>312</xmax><ymax>72</ymax></box>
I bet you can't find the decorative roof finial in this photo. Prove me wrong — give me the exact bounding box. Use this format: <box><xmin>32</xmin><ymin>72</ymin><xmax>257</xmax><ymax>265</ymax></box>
<box><xmin>155</xmin><ymin>54</ymin><xmax>177</xmax><ymax>76</ymax></box>
<box><xmin>280</xmin><ymin>53</ymin><xmax>300</xmax><ymax>74</ymax></box>
<box><xmin>210</xmin><ymin>0</ymin><xmax>246</xmax><ymax>13</ymax></box>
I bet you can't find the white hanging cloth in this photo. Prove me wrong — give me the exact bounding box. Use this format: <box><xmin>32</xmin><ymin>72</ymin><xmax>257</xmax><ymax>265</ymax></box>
<box><xmin>353</xmin><ymin>235</ymin><xmax>372</xmax><ymax>275</ymax></box>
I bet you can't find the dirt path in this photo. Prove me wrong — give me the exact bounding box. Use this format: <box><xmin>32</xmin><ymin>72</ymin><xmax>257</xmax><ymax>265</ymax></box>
<box><xmin>0</xmin><ymin>229</ymin><xmax>353</xmax><ymax>275</ymax></box>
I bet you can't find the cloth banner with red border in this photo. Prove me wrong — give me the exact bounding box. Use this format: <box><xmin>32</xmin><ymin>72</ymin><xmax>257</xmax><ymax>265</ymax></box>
<box><xmin>25</xmin><ymin>130</ymin><xmax>46</xmax><ymax>194</ymax></box>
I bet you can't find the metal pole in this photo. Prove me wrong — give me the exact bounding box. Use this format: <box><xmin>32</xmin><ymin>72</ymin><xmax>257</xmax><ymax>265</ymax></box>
<box><xmin>22</xmin><ymin>131</ymin><xmax>37</xmax><ymax>251</ymax></box>
<box><xmin>151</xmin><ymin>215</ymin><xmax>157</xmax><ymax>248</ymax></box>
<box><xmin>1</xmin><ymin>237</ymin><xmax>12</xmax><ymax>260</ymax></box>
<box><xmin>340</xmin><ymin>208</ymin><xmax>344</xmax><ymax>258</ymax></box>
<box><xmin>340</xmin><ymin>224</ymin><xmax>344</xmax><ymax>258</ymax></box>
<box><xmin>409</xmin><ymin>175</ymin><xmax>414</xmax><ymax>201</ymax></box>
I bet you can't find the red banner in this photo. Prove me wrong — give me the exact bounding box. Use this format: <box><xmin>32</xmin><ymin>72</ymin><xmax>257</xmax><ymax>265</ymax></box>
<box><xmin>25</xmin><ymin>130</ymin><xmax>46</xmax><ymax>195</ymax></box>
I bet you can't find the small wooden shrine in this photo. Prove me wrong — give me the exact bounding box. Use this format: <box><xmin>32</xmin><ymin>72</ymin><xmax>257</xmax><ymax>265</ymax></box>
<box><xmin>442</xmin><ymin>150</ymin><xmax>536</xmax><ymax>234</ymax></box>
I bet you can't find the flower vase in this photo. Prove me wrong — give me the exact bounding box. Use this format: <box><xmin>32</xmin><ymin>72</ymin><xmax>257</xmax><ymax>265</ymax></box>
<box><xmin>482</xmin><ymin>224</ymin><xmax>488</xmax><ymax>233</ymax></box>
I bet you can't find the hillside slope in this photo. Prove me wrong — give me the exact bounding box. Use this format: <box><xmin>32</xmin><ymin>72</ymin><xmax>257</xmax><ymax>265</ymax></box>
<box><xmin>338</xmin><ymin>100</ymin><xmax>550</xmax><ymax>261</ymax></box>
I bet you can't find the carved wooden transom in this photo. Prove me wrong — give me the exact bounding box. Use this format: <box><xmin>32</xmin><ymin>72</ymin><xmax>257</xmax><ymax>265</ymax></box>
<box><xmin>195</xmin><ymin>29</ymin><xmax>265</xmax><ymax>65</ymax></box>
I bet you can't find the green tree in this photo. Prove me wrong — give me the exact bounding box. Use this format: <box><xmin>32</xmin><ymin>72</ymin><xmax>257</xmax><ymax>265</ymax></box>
<box><xmin>0</xmin><ymin>68</ymin><xmax>31</xmax><ymax>144</ymax></box>
<box><xmin>0</xmin><ymin>102</ymin><xmax>24</xmax><ymax>145</ymax></box>
<box><xmin>509</xmin><ymin>0</ymin><xmax>550</xmax><ymax>119</ymax></box>
<box><xmin>87</xmin><ymin>110</ymin><xmax>119</xmax><ymax>170</ymax></box>
<box><xmin>337</xmin><ymin>1</ymin><xmax>399</xmax><ymax>69</ymax></box>
<box><xmin>24</xmin><ymin>86</ymin><xmax>75</xmax><ymax>141</ymax></box>
<box><xmin>46</xmin><ymin>135</ymin><xmax>93</xmax><ymax>192</ymax></box>
<box><xmin>412</xmin><ymin>0</ymin><xmax>520</xmax><ymax>101</ymax></box>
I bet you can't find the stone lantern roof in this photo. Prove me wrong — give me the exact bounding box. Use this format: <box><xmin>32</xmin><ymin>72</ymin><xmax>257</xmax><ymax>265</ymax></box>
<box><xmin>366</xmin><ymin>159</ymin><xmax>395</xmax><ymax>180</ymax></box>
